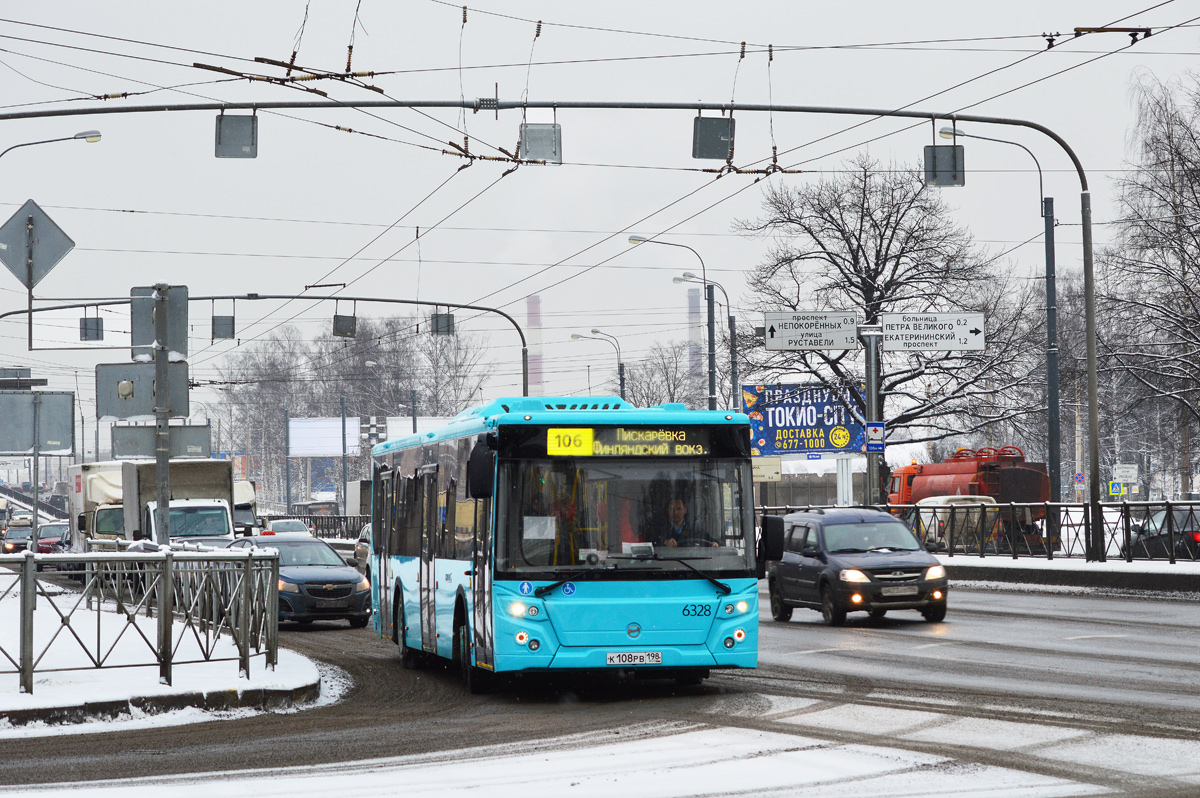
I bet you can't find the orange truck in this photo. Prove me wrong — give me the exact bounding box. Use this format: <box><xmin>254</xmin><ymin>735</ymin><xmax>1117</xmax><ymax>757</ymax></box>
<box><xmin>889</xmin><ymin>447</ymin><xmax>1052</xmax><ymax>553</ymax></box>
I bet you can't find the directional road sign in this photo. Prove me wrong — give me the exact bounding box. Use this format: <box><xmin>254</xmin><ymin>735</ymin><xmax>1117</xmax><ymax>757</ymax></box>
<box><xmin>751</xmin><ymin>456</ymin><xmax>782</xmax><ymax>482</ymax></box>
<box><xmin>1112</xmin><ymin>464</ymin><xmax>1138</xmax><ymax>483</ymax></box>
<box><xmin>0</xmin><ymin>200</ymin><xmax>75</xmax><ymax>289</ymax></box>
<box><xmin>881</xmin><ymin>312</ymin><xmax>985</xmax><ymax>352</ymax></box>
<box><xmin>763</xmin><ymin>311</ymin><xmax>858</xmax><ymax>351</ymax></box>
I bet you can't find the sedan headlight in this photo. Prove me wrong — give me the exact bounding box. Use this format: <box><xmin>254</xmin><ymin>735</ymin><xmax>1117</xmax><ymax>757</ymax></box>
<box><xmin>355</xmin><ymin>577</ymin><xmax>370</xmax><ymax>593</ymax></box>
<box><xmin>839</xmin><ymin>569</ymin><xmax>870</xmax><ymax>583</ymax></box>
<box><xmin>278</xmin><ymin>579</ymin><xmax>300</xmax><ymax>593</ymax></box>
<box><xmin>925</xmin><ymin>565</ymin><xmax>946</xmax><ymax>580</ymax></box>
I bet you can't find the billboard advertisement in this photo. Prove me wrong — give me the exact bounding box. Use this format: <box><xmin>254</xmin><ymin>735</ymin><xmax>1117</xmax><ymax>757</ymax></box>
<box><xmin>741</xmin><ymin>383</ymin><xmax>865</xmax><ymax>456</ymax></box>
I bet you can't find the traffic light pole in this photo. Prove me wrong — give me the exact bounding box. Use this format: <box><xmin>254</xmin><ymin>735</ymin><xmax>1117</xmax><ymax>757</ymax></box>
<box><xmin>0</xmin><ymin>99</ymin><xmax>1100</xmax><ymax>541</ymax></box>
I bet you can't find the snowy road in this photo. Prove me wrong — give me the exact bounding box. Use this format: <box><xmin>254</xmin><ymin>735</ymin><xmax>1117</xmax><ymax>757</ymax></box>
<box><xmin>3</xmin><ymin>585</ymin><xmax>1200</xmax><ymax>796</ymax></box>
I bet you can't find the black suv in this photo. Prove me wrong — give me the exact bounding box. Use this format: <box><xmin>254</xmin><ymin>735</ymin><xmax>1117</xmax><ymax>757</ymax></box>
<box><xmin>765</xmin><ymin>508</ymin><xmax>948</xmax><ymax>625</ymax></box>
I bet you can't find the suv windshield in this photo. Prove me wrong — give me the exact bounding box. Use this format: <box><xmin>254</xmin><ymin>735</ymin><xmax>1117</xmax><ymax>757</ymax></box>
<box><xmin>824</xmin><ymin>521</ymin><xmax>922</xmax><ymax>553</ymax></box>
<box><xmin>497</xmin><ymin>458</ymin><xmax>754</xmax><ymax>577</ymax></box>
<box><xmin>269</xmin><ymin>540</ymin><xmax>344</xmax><ymax>567</ymax></box>
<box><xmin>169</xmin><ymin>507</ymin><xmax>231</xmax><ymax>538</ymax></box>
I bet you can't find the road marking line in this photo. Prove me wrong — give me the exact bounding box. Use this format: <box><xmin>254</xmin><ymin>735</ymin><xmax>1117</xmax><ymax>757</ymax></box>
<box><xmin>912</xmin><ymin>642</ymin><xmax>955</xmax><ymax>649</ymax></box>
<box><xmin>781</xmin><ymin>647</ymin><xmax>850</xmax><ymax>655</ymax></box>
<box><xmin>1063</xmin><ymin>634</ymin><xmax>1127</xmax><ymax>640</ymax></box>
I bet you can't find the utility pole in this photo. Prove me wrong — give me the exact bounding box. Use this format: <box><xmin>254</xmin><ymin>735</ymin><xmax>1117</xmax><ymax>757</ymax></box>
<box><xmin>153</xmin><ymin>283</ymin><xmax>171</xmax><ymax>545</ymax></box>
<box><xmin>284</xmin><ymin>408</ymin><xmax>292</xmax><ymax>514</ymax></box>
<box><xmin>340</xmin><ymin>396</ymin><xmax>348</xmax><ymax>516</ymax></box>
<box><xmin>1044</xmin><ymin>197</ymin><xmax>1061</xmax><ymax>504</ymax></box>
<box><xmin>859</xmin><ymin>325</ymin><xmax>883</xmax><ymax>505</ymax></box>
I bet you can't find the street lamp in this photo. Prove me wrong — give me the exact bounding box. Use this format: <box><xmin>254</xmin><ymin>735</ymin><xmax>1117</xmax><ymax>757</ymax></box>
<box><xmin>571</xmin><ymin>332</ymin><xmax>625</xmax><ymax>399</ymax></box>
<box><xmin>0</xmin><ymin>130</ymin><xmax>101</xmax><ymax>162</ymax></box>
<box><xmin>674</xmin><ymin>272</ymin><xmax>738</xmax><ymax>411</ymax></box>
<box><xmin>941</xmin><ymin>125</ymin><xmax>1061</xmax><ymax>503</ymax></box>
<box><xmin>629</xmin><ymin>235</ymin><xmax>717</xmax><ymax>410</ymax></box>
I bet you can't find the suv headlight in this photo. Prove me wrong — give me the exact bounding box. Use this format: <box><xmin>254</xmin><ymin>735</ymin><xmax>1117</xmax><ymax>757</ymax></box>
<box><xmin>278</xmin><ymin>579</ymin><xmax>300</xmax><ymax>593</ymax></box>
<box><xmin>839</xmin><ymin>569</ymin><xmax>870</xmax><ymax>583</ymax></box>
<box><xmin>925</xmin><ymin>564</ymin><xmax>946</xmax><ymax>580</ymax></box>
<box><xmin>355</xmin><ymin>577</ymin><xmax>370</xmax><ymax>593</ymax></box>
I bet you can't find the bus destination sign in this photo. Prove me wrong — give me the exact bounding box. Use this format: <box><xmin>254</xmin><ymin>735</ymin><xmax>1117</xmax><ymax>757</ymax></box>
<box><xmin>547</xmin><ymin>427</ymin><xmax>710</xmax><ymax>457</ymax></box>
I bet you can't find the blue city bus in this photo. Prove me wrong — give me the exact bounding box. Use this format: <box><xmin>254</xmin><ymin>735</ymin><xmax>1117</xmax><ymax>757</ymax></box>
<box><xmin>368</xmin><ymin>396</ymin><xmax>783</xmax><ymax>692</ymax></box>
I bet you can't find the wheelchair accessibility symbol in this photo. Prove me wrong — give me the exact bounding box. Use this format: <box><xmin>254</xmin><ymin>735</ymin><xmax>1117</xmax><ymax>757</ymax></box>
<box><xmin>561</xmin><ymin>582</ymin><xmax>576</xmax><ymax>596</ymax></box>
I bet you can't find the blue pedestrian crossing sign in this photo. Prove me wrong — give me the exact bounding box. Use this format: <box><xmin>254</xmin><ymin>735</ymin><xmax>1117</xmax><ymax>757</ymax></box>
<box><xmin>1108</xmin><ymin>481</ymin><xmax>1127</xmax><ymax>496</ymax></box>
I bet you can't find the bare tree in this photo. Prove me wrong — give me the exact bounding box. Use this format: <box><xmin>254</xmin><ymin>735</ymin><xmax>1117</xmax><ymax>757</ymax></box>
<box><xmin>738</xmin><ymin>155</ymin><xmax>1045</xmax><ymax>448</ymax></box>
<box><xmin>1101</xmin><ymin>72</ymin><xmax>1200</xmax><ymax>495</ymax></box>
<box><xmin>624</xmin><ymin>341</ymin><xmax>706</xmax><ymax>409</ymax></box>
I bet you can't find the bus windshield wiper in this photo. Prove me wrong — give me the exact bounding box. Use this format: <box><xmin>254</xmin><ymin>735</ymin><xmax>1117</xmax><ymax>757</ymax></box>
<box><xmin>609</xmin><ymin>550</ymin><xmax>731</xmax><ymax>595</ymax></box>
<box><xmin>534</xmin><ymin>570</ymin><xmax>596</xmax><ymax>597</ymax></box>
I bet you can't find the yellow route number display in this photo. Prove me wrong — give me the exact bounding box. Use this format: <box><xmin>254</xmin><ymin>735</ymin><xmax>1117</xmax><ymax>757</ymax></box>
<box><xmin>547</xmin><ymin>428</ymin><xmax>594</xmax><ymax>456</ymax></box>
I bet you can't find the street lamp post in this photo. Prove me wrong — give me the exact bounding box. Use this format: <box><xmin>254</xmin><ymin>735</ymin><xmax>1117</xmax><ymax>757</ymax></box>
<box><xmin>940</xmin><ymin>126</ymin><xmax>1061</xmax><ymax>505</ymax></box>
<box><xmin>571</xmin><ymin>332</ymin><xmax>625</xmax><ymax>399</ymax></box>
<box><xmin>674</xmin><ymin>272</ymin><xmax>738</xmax><ymax>410</ymax></box>
<box><xmin>629</xmin><ymin>235</ymin><xmax>717</xmax><ymax>410</ymax></box>
<box><xmin>0</xmin><ymin>130</ymin><xmax>101</xmax><ymax>163</ymax></box>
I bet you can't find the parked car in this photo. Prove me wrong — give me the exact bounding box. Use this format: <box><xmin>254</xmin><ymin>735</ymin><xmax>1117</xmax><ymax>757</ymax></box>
<box><xmin>1124</xmin><ymin>507</ymin><xmax>1200</xmax><ymax>560</ymax></box>
<box><xmin>352</xmin><ymin>524</ymin><xmax>371</xmax><ymax>575</ymax></box>
<box><xmin>263</xmin><ymin>518</ymin><xmax>312</xmax><ymax>535</ymax></box>
<box><xmin>228</xmin><ymin>535</ymin><xmax>370</xmax><ymax>628</ymax></box>
<box><xmin>766</xmin><ymin>507</ymin><xmax>948</xmax><ymax>626</ymax></box>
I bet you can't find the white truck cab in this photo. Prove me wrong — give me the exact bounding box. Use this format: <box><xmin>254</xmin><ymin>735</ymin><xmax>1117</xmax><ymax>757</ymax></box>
<box><xmin>143</xmin><ymin>499</ymin><xmax>235</xmax><ymax>546</ymax></box>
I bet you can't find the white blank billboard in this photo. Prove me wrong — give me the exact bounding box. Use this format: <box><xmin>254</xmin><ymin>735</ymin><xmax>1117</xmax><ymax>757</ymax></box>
<box><xmin>288</xmin><ymin>418</ymin><xmax>359</xmax><ymax>457</ymax></box>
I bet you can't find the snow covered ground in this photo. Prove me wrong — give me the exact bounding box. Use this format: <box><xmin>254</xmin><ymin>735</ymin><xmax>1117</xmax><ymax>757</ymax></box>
<box><xmin>6</xmin><ymin>718</ymin><xmax>1194</xmax><ymax>797</ymax></box>
<box><xmin>0</xmin><ymin>574</ymin><xmax>338</xmax><ymax>736</ymax></box>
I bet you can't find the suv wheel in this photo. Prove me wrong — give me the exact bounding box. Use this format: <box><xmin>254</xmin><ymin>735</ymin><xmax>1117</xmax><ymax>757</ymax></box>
<box><xmin>922</xmin><ymin>603</ymin><xmax>947</xmax><ymax>623</ymax></box>
<box><xmin>769</xmin><ymin>581</ymin><xmax>793</xmax><ymax>622</ymax></box>
<box><xmin>820</xmin><ymin>586</ymin><xmax>846</xmax><ymax>627</ymax></box>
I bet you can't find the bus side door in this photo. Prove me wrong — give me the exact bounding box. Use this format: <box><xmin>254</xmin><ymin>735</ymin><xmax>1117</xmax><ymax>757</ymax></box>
<box><xmin>418</xmin><ymin>465</ymin><xmax>438</xmax><ymax>654</ymax></box>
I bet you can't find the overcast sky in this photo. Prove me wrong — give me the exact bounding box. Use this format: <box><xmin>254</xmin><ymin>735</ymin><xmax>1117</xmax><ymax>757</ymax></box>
<box><xmin>0</xmin><ymin>1</ymin><xmax>1196</xmax><ymax>450</ymax></box>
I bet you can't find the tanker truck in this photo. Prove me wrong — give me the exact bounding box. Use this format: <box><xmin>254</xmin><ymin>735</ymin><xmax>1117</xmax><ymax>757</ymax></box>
<box><xmin>888</xmin><ymin>447</ymin><xmax>1052</xmax><ymax>553</ymax></box>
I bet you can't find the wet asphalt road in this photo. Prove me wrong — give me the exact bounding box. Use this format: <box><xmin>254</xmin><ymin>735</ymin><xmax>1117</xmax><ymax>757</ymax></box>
<box><xmin>3</xmin><ymin>585</ymin><xmax>1200</xmax><ymax>794</ymax></box>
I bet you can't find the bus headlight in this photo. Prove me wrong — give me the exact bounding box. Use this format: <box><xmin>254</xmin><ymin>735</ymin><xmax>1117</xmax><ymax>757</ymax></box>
<box><xmin>840</xmin><ymin>569</ymin><xmax>869</xmax><ymax>583</ymax></box>
<box><xmin>925</xmin><ymin>565</ymin><xmax>946</xmax><ymax>580</ymax></box>
<box><xmin>509</xmin><ymin>601</ymin><xmax>527</xmax><ymax>617</ymax></box>
<box><xmin>736</xmin><ymin>600</ymin><xmax>749</xmax><ymax>614</ymax></box>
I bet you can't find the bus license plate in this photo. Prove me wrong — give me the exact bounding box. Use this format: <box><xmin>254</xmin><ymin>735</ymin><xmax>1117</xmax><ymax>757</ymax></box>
<box><xmin>606</xmin><ymin>651</ymin><xmax>662</xmax><ymax>666</ymax></box>
<box><xmin>881</xmin><ymin>585</ymin><xmax>918</xmax><ymax>597</ymax></box>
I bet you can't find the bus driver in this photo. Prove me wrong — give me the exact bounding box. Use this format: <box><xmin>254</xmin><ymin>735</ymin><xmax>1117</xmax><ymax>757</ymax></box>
<box><xmin>656</xmin><ymin>497</ymin><xmax>717</xmax><ymax>548</ymax></box>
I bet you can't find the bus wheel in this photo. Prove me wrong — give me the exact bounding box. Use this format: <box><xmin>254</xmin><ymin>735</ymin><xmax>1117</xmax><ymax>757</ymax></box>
<box><xmin>455</xmin><ymin>620</ymin><xmax>494</xmax><ymax>695</ymax></box>
<box><xmin>395</xmin><ymin>597</ymin><xmax>419</xmax><ymax>669</ymax></box>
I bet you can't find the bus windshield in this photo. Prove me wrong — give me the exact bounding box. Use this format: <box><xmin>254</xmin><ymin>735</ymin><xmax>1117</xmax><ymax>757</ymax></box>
<box><xmin>496</xmin><ymin>458</ymin><xmax>754</xmax><ymax>577</ymax></box>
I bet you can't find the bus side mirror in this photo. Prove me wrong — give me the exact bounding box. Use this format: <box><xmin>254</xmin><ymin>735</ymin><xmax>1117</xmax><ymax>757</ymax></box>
<box><xmin>467</xmin><ymin>442</ymin><xmax>494</xmax><ymax>500</ymax></box>
<box><xmin>759</xmin><ymin>515</ymin><xmax>786</xmax><ymax>565</ymax></box>
<box><xmin>758</xmin><ymin>513</ymin><xmax>787</xmax><ymax>556</ymax></box>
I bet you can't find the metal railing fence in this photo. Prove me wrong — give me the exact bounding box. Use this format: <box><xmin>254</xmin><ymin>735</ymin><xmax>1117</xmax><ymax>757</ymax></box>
<box><xmin>0</xmin><ymin>548</ymin><xmax>279</xmax><ymax>694</ymax></box>
<box><xmin>757</xmin><ymin>501</ymin><xmax>1200</xmax><ymax>563</ymax></box>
